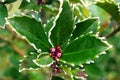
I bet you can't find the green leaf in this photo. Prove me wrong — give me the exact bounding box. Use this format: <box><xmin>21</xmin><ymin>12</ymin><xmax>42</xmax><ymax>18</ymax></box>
<box><xmin>8</xmin><ymin>16</ymin><xmax>51</xmax><ymax>52</ymax></box>
<box><xmin>19</xmin><ymin>52</ymin><xmax>40</xmax><ymax>71</ymax></box>
<box><xmin>33</xmin><ymin>53</ymin><xmax>53</xmax><ymax>67</ymax></box>
<box><xmin>70</xmin><ymin>17</ymin><xmax>99</xmax><ymax>40</ymax></box>
<box><xmin>44</xmin><ymin>17</ymin><xmax>55</xmax><ymax>36</ymax></box>
<box><xmin>0</xmin><ymin>4</ymin><xmax>8</xmax><ymax>27</ymax></box>
<box><xmin>60</xmin><ymin>34</ymin><xmax>110</xmax><ymax>65</ymax></box>
<box><xmin>5</xmin><ymin>0</ymin><xmax>17</xmax><ymax>4</ymax></box>
<box><xmin>19</xmin><ymin>0</ymin><xmax>41</xmax><ymax>10</ymax></box>
<box><xmin>96</xmin><ymin>0</ymin><xmax>120</xmax><ymax>22</ymax></box>
<box><xmin>50</xmin><ymin>1</ymin><xmax>74</xmax><ymax>46</ymax></box>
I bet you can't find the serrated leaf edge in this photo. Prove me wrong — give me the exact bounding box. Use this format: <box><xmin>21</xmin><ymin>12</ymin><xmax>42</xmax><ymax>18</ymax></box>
<box><xmin>48</xmin><ymin>0</ymin><xmax>64</xmax><ymax>47</ymax></box>
<box><xmin>7</xmin><ymin>15</ymin><xmax>50</xmax><ymax>52</ymax></box>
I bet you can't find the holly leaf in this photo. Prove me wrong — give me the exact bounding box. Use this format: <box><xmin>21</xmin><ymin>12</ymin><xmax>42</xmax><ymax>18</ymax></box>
<box><xmin>8</xmin><ymin>16</ymin><xmax>51</xmax><ymax>52</ymax></box>
<box><xmin>96</xmin><ymin>0</ymin><xmax>120</xmax><ymax>22</ymax></box>
<box><xmin>60</xmin><ymin>34</ymin><xmax>111</xmax><ymax>65</ymax></box>
<box><xmin>0</xmin><ymin>4</ymin><xmax>8</xmax><ymax>27</ymax></box>
<box><xmin>19</xmin><ymin>0</ymin><xmax>41</xmax><ymax>10</ymax></box>
<box><xmin>19</xmin><ymin>52</ymin><xmax>40</xmax><ymax>72</ymax></box>
<box><xmin>44</xmin><ymin>17</ymin><xmax>55</xmax><ymax>36</ymax></box>
<box><xmin>70</xmin><ymin>17</ymin><xmax>99</xmax><ymax>40</ymax></box>
<box><xmin>50</xmin><ymin>1</ymin><xmax>74</xmax><ymax>46</ymax></box>
<box><xmin>33</xmin><ymin>53</ymin><xmax>53</xmax><ymax>67</ymax></box>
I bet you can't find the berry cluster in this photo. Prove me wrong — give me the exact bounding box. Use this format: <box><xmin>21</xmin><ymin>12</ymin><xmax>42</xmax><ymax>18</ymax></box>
<box><xmin>50</xmin><ymin>46</ymin><xmax>62</xmax><ymax>74</ymax></box>
<box><xmin>50</xmin><ymin>46</ymin><xmax>62</xmax><ymax>61</ymax></box>
<box><xmin>50</xmin><ymin>62</ymin><xmax>62</xmax><ymax>74</ymax></box>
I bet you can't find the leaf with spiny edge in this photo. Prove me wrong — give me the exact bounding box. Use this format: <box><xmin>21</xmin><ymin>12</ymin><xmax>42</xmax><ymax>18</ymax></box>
<box><xmin>8</xmin><ymin>16</ymin><xmax>52</xmax><ymax>52</ymax></box>
<box><xmin>19</xmin><ymin>52</ymin><xmax>40</xmax><ymax>72</ymax></box>
<box><xmin>19</xmin><ymin>0</ymin><xmax>41</xmax><ymax>10</ymax></box>
<box><xmin>60</xmin><ymin>33</ymin><xmax>111</xmax><ymax>65</ymax></box>
<box><xmin>70</xmin><ymin>17</ymin><xmax>99</xmax><ymax>41</ymax></box>
<box><xmin>96</xmin><ymin>0</ymin><xmax>120</xmax><ymax>22</ymax></box>
<box><xmin>33</xmin><ymin>52</ymin><xmax>53</xmax><ymax>67</ymax></box>
<box><xmin>50</xmin><ymin>0</ymin><xmax>74</xmax><ymax>46</ymax></box>
<box><xmin>44</xmin><ymin>17</ymin><xmax>55</xmax><ymax>36</ymax></box>
<box><xmin>58</xmin><ymin>61</ymin><xmax>86</xmax><ymax>80</ymax></box>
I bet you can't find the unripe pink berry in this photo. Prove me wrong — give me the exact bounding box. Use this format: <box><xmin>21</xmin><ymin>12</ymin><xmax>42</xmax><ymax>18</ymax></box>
<box><xmin>57</xmin><ymin>52</ymin><xmax>62</xmax><ymax>58</ymax></box>
<box><xmin>50</xmin><ymin>48</ymin><xmax>56</xmax><ymax>53</ymax></box>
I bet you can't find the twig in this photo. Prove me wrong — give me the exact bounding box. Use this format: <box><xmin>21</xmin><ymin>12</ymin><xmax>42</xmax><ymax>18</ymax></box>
<box><xmin>12</xmin><ymin>45</ymin><xmax>25</xmax><ymax>57</ymax></box>
<box><xmin>105</xmin><ymin>26</ymin><xmax>120</xmax><ymax>39</ymax></box>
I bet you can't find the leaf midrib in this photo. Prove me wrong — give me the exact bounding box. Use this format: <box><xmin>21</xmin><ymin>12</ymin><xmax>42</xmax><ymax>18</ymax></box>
<box><xmin>63</xmin><ymin>48</ymin><xmax>97</xmax><ymax>56</ymax></box>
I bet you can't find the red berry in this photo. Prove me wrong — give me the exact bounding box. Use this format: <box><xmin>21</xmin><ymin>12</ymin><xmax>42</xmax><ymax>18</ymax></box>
<box><xmin>50</xmin><ymin>46</ymin><xmax>62</xmax><ymax>61</ymax></box>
